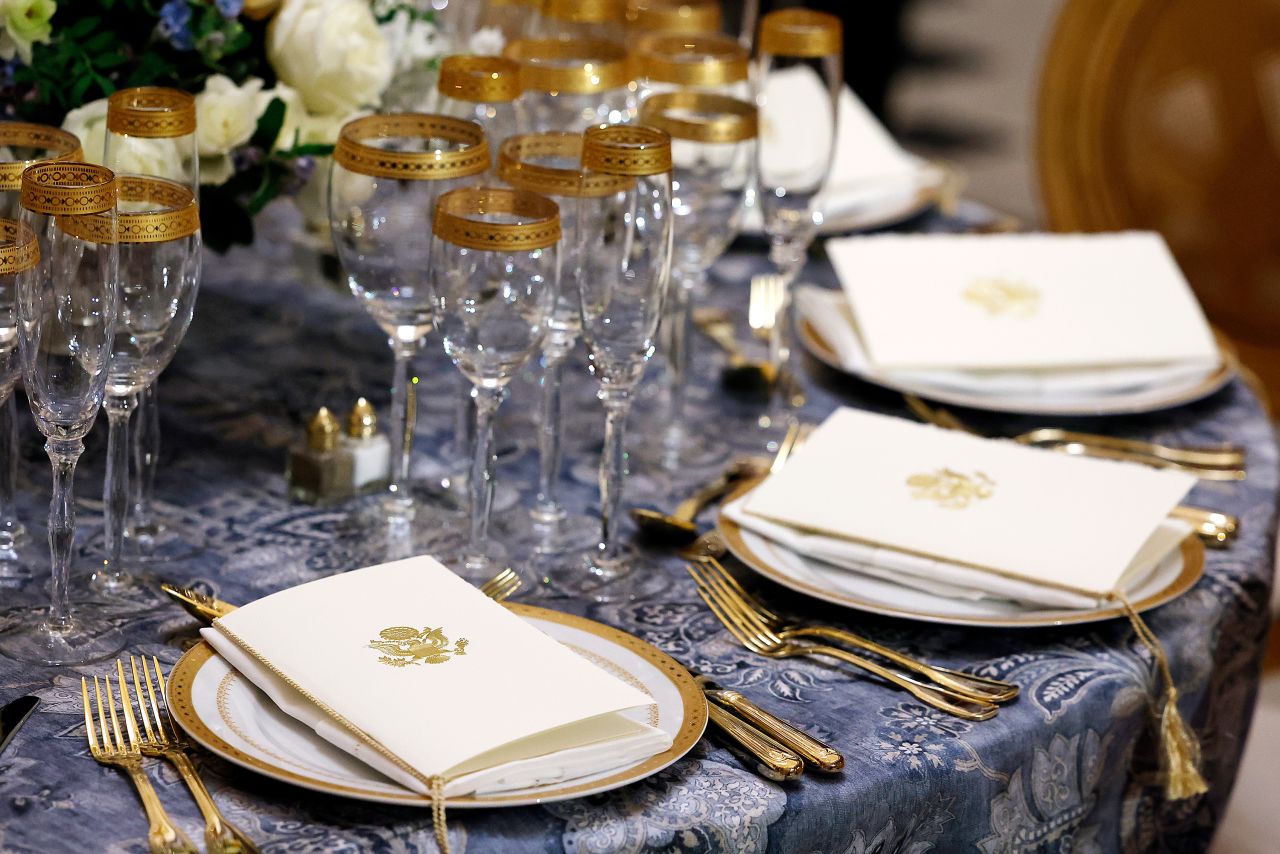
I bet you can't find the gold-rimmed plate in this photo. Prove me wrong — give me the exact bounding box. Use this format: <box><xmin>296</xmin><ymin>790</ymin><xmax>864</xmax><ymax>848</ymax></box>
<box><xmin>716</xmin><ymin>481</ymin><xmax>1205</xmax><ymax>628</ymax></box>
<box><xmin>169</xmin><ymin>604</ymin><xmax>707</xmax><ymax>807</ymax></box>
<box><xmin>798</xmin><ymin>317</ymin><xmax>1238</xmax><ymax>417</ymax></box>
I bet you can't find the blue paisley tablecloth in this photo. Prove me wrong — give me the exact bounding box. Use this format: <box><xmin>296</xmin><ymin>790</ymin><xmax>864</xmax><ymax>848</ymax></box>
<box><xmin>0</xmin><ymin>203</ymin><xmax>1275</xmax><ymax>853</ymax></box>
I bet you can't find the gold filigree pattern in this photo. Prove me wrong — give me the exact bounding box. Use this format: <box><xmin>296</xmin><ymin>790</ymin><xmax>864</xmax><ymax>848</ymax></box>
<box><xmin>635</xmin><ymin>33</ymin><xmax>748</xmax><ymax>86</ymax></box>
<box><xmin>55</xmin><ymin>213</ymin><xmax>117</xmax><ymax>245</ymax></box>
<box><xmin>433</xmin><ymin>187</ymin><xmax>561</xmax><ymax>252</ymax></box>
<box><xmin>543</xmin><ymin>0</ymin><xmax>624</xmax><ymax>23</ymax></box>
<box><xmin>627</xmin><ymin>0</ymin><xmax>723</xmax><ymax>34</ymax></box>
<box><xmin>498</xmin><ymin>132</ymin><xmax>635</xmax><ymax>198</ymax></box>
<box><xmin>0</xmin><ymin>122</ymin><xmax>83</xmax><ymax>190</ymax></box>
<box><xmin>106</xmin><ymin>87</ymin><xmax>197</xmax><ymax>138</ymax></box>
<box><xmin>758</xmin><ymin>8</ymin><xmax>843</xmax><ymax>58</ymax></box>
<box><xmin>438</xmin><ymin>55</ymin><xmax>523</xmax><ymax>103</ymax></box>
<box><xmin>0</xmin><ymin>218</ymin><xmax>38</xmax><ymax>275</ymax></box>
<box><xmin>963</xmin><ymin>277</ymin><xmax>1041</xmax><ymax>318</ymax></box>
<box><xmin>503</xmin><ymin>38</ymin><xmax>633</xmax><ymax>94</ymax></box>
<box><xmin>115</xmin><ymin>175</ymin><xmax>200</xmax><ymax>244</ymax></box>
<box><xmin>333</xmin><ymin>114</ymin><xmax>490</xmax><ymax>181</ymax></box>
<box><xmin>906</xmin><ymin>468</ymin><xmax>995</xmax><ymax>509</ymax></box>
<box><xmin>368</xmin><ymin>626</ymin><xmax>470</xmax><ymax>667</ymax></box>
<box><xmin>639</xmin><ymin>91</ymin><xmax>758</xmax><ymax>144</ymax></box>
<box><xmin>582</xmin><ymin>124</ymin><xmax>673</xmax><ymax>176</ymax></box>
<box><xmin>20</xmin><ymin>162</ymin><xmax>116</xmax><ymax>216</ymax></box>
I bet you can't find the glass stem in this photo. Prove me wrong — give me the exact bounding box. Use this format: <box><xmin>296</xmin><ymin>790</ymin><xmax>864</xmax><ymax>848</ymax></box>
<box><xmin>131</xmin><ymin>383</ymin><xmax>159</xmax><ymax>537</ymax></box>
<box><xmin>466</xmin><ymin>386</ymin><xmax>504</xmax><ymax>560</ymax></box>
<box><xmin>533</xmin><ymin>348</ymin><xmax>569</xmax><ymax>522</ymax></box>
<box><xmin>666</xmin><ymin>269</ymin><xmax>702</xmax><ymax>436</ymax></box>
<box><xmin>453</xmin><ymin>373</ymin><xmax>474</xmax><ymax>462</ymax></box>
<box><xmin>0</xmin><ymin>394</ymin><xmax>22</xmax><ymax>550</ymax></box>
<box><xmin>101</xmin><ymin>395</ymin><xmax>136</xmax><ymax>588</ymax></box>
<box><xmin>45</xmin><ymin>437</ymin><xmax>84</xmax><ymax>631</ymax></box>
<box><xmin>386</xmin><ymin>341</ymin><xmax>417</xmax><ymax>515</ymax></box>
<box><xmin>596</xmin><ymin>387</ymin><xmax>632</xmax><ymax>563</ymax></box>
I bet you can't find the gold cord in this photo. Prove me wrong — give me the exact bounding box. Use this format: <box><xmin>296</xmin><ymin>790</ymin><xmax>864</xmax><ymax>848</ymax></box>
<box><xmin>431</xmin><ymin>775</ymin><xmax>450</xmax><ymax>853</ymax></box>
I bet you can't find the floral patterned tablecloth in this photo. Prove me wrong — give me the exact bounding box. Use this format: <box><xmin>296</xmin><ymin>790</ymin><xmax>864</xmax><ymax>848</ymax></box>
<box><xmin>0</xmin><ymin>205</ymin><xmax>1274</xmax><ymax>853</ymax></box>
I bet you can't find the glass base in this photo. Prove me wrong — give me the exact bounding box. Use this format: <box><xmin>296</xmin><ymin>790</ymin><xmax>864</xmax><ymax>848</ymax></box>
<box><xmin>503</xmin><ymin>507</ymin><xmax>600</xmax><ymax>558</ymax></box>
<box><xmin>334</xmin><ymin>499</ymin><xmax>469</xmax><ymax>564</ymax></box>
<box><xmin>552</xmin><ymin>548</ymin><xmax>638</xmax><ymax>603</ymax></box>
<box><xmin>0</xmin><ymin>605</ymin><xmax>124</xmax><ymax>665</ymax></box>
<box><xmin>84</xmin><ymin>568</ymin><xmax>171</xmax><ymax>615</ymax></box>
<box><xmin>0</xmin><ymin>518</ymin><xmax>26</xmax><ymax>552</ymax></box>
<box><xmin>0</xmin><ymin>547</ymin><xmax>31</xmax><ymax>582</ymax></box>
<box><xmin>436</xmin><ymin>541</ymin><xmax>513</xmax><ymax>586</ymax></box>
<box><xmin>634</xmin><ymin>423</ymin><xmax>731</xmax><ymax>475</ymax></box>
<box><xmin>126</xmin><ymin>515</ymin><xmax>207</xmax><ymax>565</ymax></box>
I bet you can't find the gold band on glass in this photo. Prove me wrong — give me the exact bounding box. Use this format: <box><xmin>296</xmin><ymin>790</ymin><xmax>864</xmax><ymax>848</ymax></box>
<box><xmin>334</xmin><ymin>114</ymin><xmax>490</xmax><ymax>181</ymax></box>
<box><xmin>116</xmin><ymin>176</ymin><xmax>200</xmax><ymax>243</ymax></box>
<box><xmin>438</xmin><ymin>55</ymin><xmax>523</xmax><ymax>103</ymax></box>
<box><xmin>627</xmin><ymin>0</ymin><xmax>722</xmax><ymax>34</ymax></box>
<box><xmin>582</xmin><ymin>124</ymin><xmax>672</xmax><ymax>175</ymax></box>
<box><xmin>20</xmin><ymin>162</ymin><xmax>116</xmax><ymax>216</ymax></box>
<box><xmin>635</xmin><ymin>32</ymin><xmax>748</xmax><ymax>86</ymax></box>
<box><xmin>498</xmin><ymin>132</ymin><xmax>635</xmax><ymax>198</ymax></box>
<box><xmin>106</xmin><ymin>87</ymin><xmax>197</xmax><ymax>138</ymax></box>
<box><xmin>433</xmin><ymin>187</ymin><xmax>561</xmax><ymax>252</ymax></box>
<box><xmin>0</xmin><ymin>123</ymin><xmax>83</xmax><ymax>190</ymax></box>
<box><xmin>639</xmin><ymin>91</ymin><xmax>757</xmax><ymax>143</ymax></box>
<box><xmin>758</xmin><ymin>8</ymin><xmax>842</xmax><ymax>58</ymax></box>
<box><xmin>543</xmin><ymin>0</ymin><xmax>624</xmax><ymax>23</ymax></box>
<box><xmin>0</xmin><ymin>218</ymin><xmax>38</xmax><ymax>275</ymax></box>
<box><xmin>504</xmin><ymin>38</ymin><xmax>632</xmax><ymax>94</ymax></box>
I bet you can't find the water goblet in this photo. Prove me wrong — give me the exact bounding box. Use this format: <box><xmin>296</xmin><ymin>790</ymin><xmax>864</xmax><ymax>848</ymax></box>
<box><xmin>436</xmin><ymin>55</ymin><xmax>531</xmax><ymax>154</ymax></box>
<box><xmin>574</xmin><ymin>125</ymin><xmax>673</xmax><ymax>599</ymax></box>
<box><xmin>0</xmin><ymin>163</ymin><xmax>122</xmax><ymax>665</ymax></box>
<box><xmin>504</xmin><ymin>37</ymin><xmax>637</xmax><ymax>132</ymax></box>
<box><xmin>430</xmin><ymin>187</ymin><xmax>560</xmax><ymax>580</ymax></box>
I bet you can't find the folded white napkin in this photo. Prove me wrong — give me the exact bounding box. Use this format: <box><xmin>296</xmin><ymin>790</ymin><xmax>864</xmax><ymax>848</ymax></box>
<box><xmin>794</xmin><ymin>285</ymin><xmax>1219</xmax><ymax>400</ymax></box>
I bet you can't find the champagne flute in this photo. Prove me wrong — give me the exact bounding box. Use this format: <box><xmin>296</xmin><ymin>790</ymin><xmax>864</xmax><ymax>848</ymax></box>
<box><xmin>573</xmin><ymin>125</ymin><xmax>673</xmax><ymax>600</ymax></box>
<box><xmin>636</xmin><ymin>92</ymin><xmax>756</xmax><ymax>471</ymax></box>
<box><xmin>430</xmin><ymin>187</ymin><xmax>560</xmax><ymax>579</ymax></box>
<box><xmin>0</xmin><ymin>122</ymin><xmax>82</xmax><ymax>578</ymax></box>
<box><xmin>328</xmin><ymin>114</ymin><xmax>489</xmax><ymax>541</ymax></box>
<box><xmin>504</xmin><ymin>37</ymin><xmax>637</xmax><ymax>132</ymax></box>
<box><xmin>0</xmin><ymin>163</ymin><xmax>123</xmax><ymax>665</ymax></box>
<box><xmin>102</xmin><ymin>87</ymin><xmax>201</xmax><ymax>567</ymax></box>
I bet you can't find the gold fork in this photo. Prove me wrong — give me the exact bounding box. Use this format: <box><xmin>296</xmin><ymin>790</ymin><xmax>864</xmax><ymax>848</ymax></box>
<box><xmin>688</xmin><ymin>563</ymin><xmax>999</xmax><ymax>721</ymax></box>
<box><xmin>696</xmin><ymin>557</ymin><xmax>1018</xmax><ymax>704</ymax></box>
<box><xmin>479</xmin><ymin>568</ymin><xmax>521</xmax><ymax>602</ymax></box>
<box><xmin>128</xmin><ymin>657</ymin><xmax>259</xmax><ymax>853</ymax></box>
<box><xmin>82</xmin><ymin>673</ymin><xmax>198</xmax><ymax>854</ymax></box>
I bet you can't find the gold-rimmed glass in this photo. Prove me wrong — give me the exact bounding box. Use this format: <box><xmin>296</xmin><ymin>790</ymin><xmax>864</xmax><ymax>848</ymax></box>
<box><xmin>0</xmin><ymin>163</ymin><xmax>123</xmax><ymax>666</ymax></box>
<box><xmin>637</xmin><ymin>92</ymin><xmax>756</xmax><ymax>471</ymax></box>
<box><xmin>504</xmin><ymin>37</ymin><xmax>637</xmax><ymax>131</ymax></box>
<box><xmin>103</xmin><ymin>87</ymin><xmax>200</xmax><ymax>572</ymax></box>
<box><xmin>529</xmin><ymin>0</ymin><xmax>626</xmax><ymax>42</ymax></box>
<box><xmin>436</xmin><ymin>55</ymin><xmax>530</xmax><ymax>154</ymax></box>
<box><xmin>329</xmin><ymin>114</ymin><xmax>490</xmax><ymax>539</ymax></box>
<box><xmin>626</xmin><ymin>0</ymin><xmax>723</xmax><ymax>36</ymax></box>
<box><xmin>430</xmin><ymin>187</ymin><xmax>560</xmax><ymax>580</ymax></box>
<box><xmin>573</xmin><ymin>125</ymin><xmax>673</xmax><ymax>600</ymax></box>
<box><xmin>634</xmin><ymin>31</ymin><xmax>750</xmax><ymax>99</ymax></box>
<box><xmin>0</xmin><ymin>122</ymin><xmax>82</xmax><ymax>576</ymax></box>
<box><xmin>473</xmin><ymin>0</ymin><xmax>538</xmax><ymax>45</ymax></box>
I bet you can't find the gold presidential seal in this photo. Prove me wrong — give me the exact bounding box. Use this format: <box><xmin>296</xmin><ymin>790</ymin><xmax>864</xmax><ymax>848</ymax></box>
<box><xmin>368</xmin><ymin>626</ymin><xmax>470</xmax><ymax>667</ymax></box>
<box><xmin>906</xmin><ymin>468</ymin><xmax>995</xmax><ymax>509</ymax></box>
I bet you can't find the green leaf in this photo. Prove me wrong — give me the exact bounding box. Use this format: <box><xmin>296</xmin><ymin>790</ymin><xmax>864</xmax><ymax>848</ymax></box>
<box><xmin>65</xmin><ymin>17</ymin><xmax>102</xmax><ymax>40</ymax></box>
<box><xmin>278</xmin><ymin>143</ymin><xmax>335</xmax><ymax>159</ymax></box>
<box><xmin>250</xmin><ymin>97</ymin><xmax>287</xmax><ymax>152</ymax></box>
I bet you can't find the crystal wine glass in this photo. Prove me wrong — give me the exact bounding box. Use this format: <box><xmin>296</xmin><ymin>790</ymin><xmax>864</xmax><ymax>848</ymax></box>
<box><xmin>0</xmin><ymin>163</ymin><xmax>123</xmax><ymax>665</ymax></box>
<box><xmin>102</xmin><ymin>87</ymin><xmax>201</xmax><ymax>567</ymax></box>
<box><xmin>504</xmin><ymin>37</ymin><xmax>637</xmax><ymax>132</ymax></box>
<box><xmin>430</xmin><ymin>186</ymin><xmax>560</xmax><ymax>580</ymax></box>
<box><xmin>0</xmin><ymin>122</ymin><xmax>82</xmax><ymax>578</ymax></box>
<box><xmin>329</xmin><ymin>114</ymin><xmax>490</xmax><ymax>539</ymax></box>
<box><xmin>573</xmin><ymin>125</ymin><xmax>673</xmax><ymax>599</ymax></box>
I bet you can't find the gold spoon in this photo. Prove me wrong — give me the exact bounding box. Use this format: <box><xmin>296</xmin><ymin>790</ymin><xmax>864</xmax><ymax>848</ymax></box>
<box><xmin>632</xmin><ymin>460</ymin><xmax>764</xmax><ymax>545</ymax></box>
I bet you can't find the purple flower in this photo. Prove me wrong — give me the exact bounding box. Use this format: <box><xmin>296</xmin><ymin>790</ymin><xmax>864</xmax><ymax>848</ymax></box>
<box><xmin>158</xmin><ymin>0</ymin><xmax>195</xmax><ymax>51</ymax></box>
<box><xmin>215</xmin><ymin>0</ymin><xmax>244</xmax><ymax>18</ymax></box>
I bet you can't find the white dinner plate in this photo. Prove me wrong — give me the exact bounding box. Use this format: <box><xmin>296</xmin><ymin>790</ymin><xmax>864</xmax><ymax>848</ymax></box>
<box><xmin>168</xmin><ymin>604</ymin><xmax>707</xmax><ymax>808</ymax></box>
<box><xmin>797</xmin><ymin>318</ymin><xmax>1238</xmax><ymax>417</ymax></box>
<box><xmin>716</xmin><ymin>487</ymin><xmax>1205</xmax><ymax>629</ymax></box>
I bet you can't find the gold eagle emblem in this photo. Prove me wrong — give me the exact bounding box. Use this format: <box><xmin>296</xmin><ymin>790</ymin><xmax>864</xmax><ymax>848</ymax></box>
<box><xmin>962</xmin><ymin>277</ymin><xmax>1039</xmax><ymax>318</ymax></box>
<box><xmin>906</xmin><ymin>468</ymin><xmax>995</xmax><ymax>509</ymax></box>
<box><xmin>368</xmin><ymin>626</ymin><xmax>469</xmax><ymax>668</ymax></box>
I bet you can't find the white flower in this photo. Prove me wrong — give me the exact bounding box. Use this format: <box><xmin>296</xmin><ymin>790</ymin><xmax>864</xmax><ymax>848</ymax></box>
<box><xmin>62</xmin><ymin>98</ymin><xmax>184</xmax><ymax>180</ymax></box>
<box><xmin>468</xmin><ymin>26</ymin><xmax>504</xmax><ymax>57</ymax></box>
<box><xmin>379</xmin><ymin>7</ymin><xmax>445</xmax><ymax>76</ymax></box>
<box><xmin>195</xmin><ymin>75</ymin><xmax>266</xmax><ymax>157</ymax></box>
<box><xmin>267</xmin><ymin>0</ymin><xmax>393</xmax><ymax>115</ymax></box>
<box><xmin>0</xmin><ymin>0</ymin><xmax>56</xmax><ymax>65</ymax></box>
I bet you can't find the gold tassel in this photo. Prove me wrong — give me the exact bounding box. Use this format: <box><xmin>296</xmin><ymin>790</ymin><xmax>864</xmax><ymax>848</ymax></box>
<box><xmin>431</xmin><ymin>775</ymin><xmax>451</xmax><ymax>854</ymax></box>
<box><xmin>1114</xmin><ymin>591</ymin><xmax>1208</xmax><ymax>800</ymax></box>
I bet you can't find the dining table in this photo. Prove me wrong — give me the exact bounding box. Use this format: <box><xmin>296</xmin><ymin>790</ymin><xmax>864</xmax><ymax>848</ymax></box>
<box><xmin>0</xmin><ymin>200</ymin><xmax>1273</xmax><ymax>853</ymax></box>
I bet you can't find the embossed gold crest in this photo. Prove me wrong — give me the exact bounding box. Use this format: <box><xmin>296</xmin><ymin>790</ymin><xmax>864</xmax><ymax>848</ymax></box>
<box><xmin>368</xmin><ymin>626</ymin><xmax>469</xmax><ymax>667</ymax></box>
<box><xmin>906</xmin><ymin>468</ymin><xmax>995</xmax><ymax>509</ymax></box>
<box><xmin>963</xmin><ymin>277</ymin><xmax>1040</xmax><ymax>318</ymax></box>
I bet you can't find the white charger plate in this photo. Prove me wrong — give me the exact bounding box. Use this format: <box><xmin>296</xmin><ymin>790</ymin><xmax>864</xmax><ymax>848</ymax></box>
<box><xmin>168</xmin><ymin>604</ymin><xmax>707</xmax><ymax>808</ymax></box>
<box><xmin>797</xmin><ymin>318</ymin><xmax>1237</xmax><ymax>417</ymax></box>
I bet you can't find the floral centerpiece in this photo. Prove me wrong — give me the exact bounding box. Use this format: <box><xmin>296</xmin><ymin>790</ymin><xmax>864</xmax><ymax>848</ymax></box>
<box><xmin>0</xmin><ymin>0</ymin><xmax>493</xmax><ymax>250</ymax></box>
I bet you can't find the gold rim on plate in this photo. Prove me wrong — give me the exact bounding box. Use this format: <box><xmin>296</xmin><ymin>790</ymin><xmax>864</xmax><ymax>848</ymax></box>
<box><xmin>0</xmin><ymin>122</ymin><xmax>83</xmax><ymax>190</ymax></box>
<box><xmin>497</xmin><ymin>132</ymin><xmax>635</xmax><ymax>198</ymax></box>
<box><xmin>758</xmin><ymin>8</ymin><xmax>842</xmax><ymax>58</ymax></box>
<box><xmin>503</xmin><ymin>38</ymin><xmax>633</xmax><ymax>94</ymax></box>
<box><xmin>639</xmin><ymin>91</ymin><xmax>757</xmax><ymax>144</ymax></box>
<box><xmin>715</xmin><ymin>476</ymin><xmax>1205</xmax><ymax>628</ymax></box>
<box><xmin>635</xmin><ymin>32</ymin><xmax>748</xmax><ymax>86</ymax></box>
<box><xmin>168</xmin><ymin>603</ymin><xmax>707</xmax><ymax>807</ymax></box>
<box><xmin>333</xmin><ymin>114</ymin><xmax>490</xmax><ymax>182</ymax></box>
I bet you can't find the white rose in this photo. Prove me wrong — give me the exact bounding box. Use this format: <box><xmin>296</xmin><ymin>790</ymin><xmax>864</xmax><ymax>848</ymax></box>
<box><xmin>380</xmin><ymin>8</ymin><xmax>444</xmax><ymax>76</ymax></box>
<box><xmin>195</xmin><ymin>75</ymin><xmax>266</xmax><ymax>157</ymax></box>
<box><xmin>62</xmin><ymin>98</ymin><xmax>184</xmax><ymax>179</ymax></box>
<box><xmin>268</xmin><ymin>0</ymin><xmax>393</xmax><ymax>116</ymax></box>
<box><xmin>468</xmin><ymin>27</ymin><xmax>504</xmax><ymax>57</ymax></box>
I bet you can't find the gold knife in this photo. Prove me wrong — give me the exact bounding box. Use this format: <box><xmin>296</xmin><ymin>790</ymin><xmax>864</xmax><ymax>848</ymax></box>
<box><xmin>160</xmin><ymin>582</ymin><xmax>236</xmax><ymax>623</ymax></box>
<box><xmin>695</xmin><ymin>674</ymin><xmax>844</xmax><ymax>773</ymax></box>
<box><xmin>705</xmin><ymin>702</ymin><xmax>803</xmax><ymax>781</ymax></box>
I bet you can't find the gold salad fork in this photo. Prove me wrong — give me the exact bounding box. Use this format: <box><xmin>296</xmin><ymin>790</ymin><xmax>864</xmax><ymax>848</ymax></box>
<box><xmin>82</xmin><ymin>670</ymin><xmax>198</xmax><ymax>854</ymax></box>
<box><xmin>694</xmin><ymin>557</ymin><xmax>1018</xmax><ymax>704</ymax></box>
<box><xmin>129</xmin><ymin>656</ymin><xmax>259</xmax><ymax>853</ymax></box>
<box><xmin>688</xmin><ymin>562</ymin><xmax>999</xmax><ymax>721</ymax></box>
